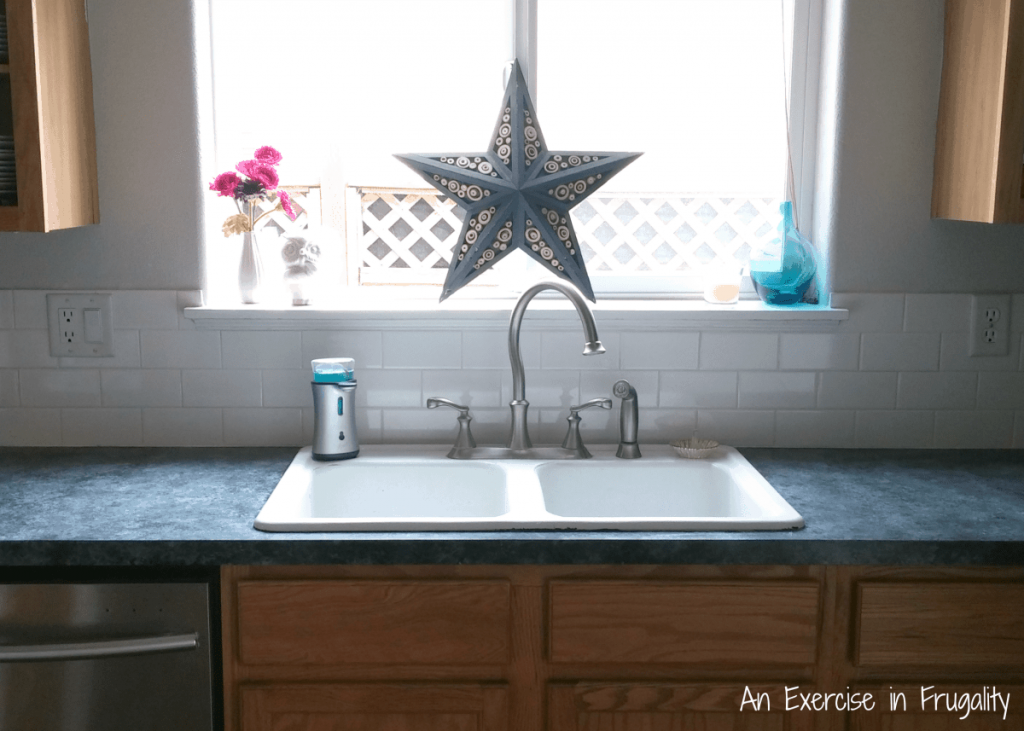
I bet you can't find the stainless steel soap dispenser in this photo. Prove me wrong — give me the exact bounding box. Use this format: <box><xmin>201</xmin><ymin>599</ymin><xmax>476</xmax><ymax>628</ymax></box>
<box><xmin>311</xmin><ymin>358</ymin><xmax>359</xmax><ymax>461</ymax></box>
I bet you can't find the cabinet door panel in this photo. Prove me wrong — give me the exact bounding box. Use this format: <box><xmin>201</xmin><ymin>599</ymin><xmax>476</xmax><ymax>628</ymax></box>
<box><xmin>549</xmin><ymin>580</ymin><xmax>820</xmax><ymax>665</ymax></box>
<box><xmin>241</xmin><ymin>683</ymin><xmax>508</xmax><ymax>731</ymax></box>
<box><xmin>237</xmin><ymin>580</ymin><xmax>511</xmax><ymax>665</ymax></box>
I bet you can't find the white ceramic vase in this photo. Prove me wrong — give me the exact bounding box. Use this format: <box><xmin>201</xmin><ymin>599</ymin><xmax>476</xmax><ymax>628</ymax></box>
<box><xmin>238</xmin><ymin>231</ymin><xmax>263</xmax><ymax>304</ymax></box>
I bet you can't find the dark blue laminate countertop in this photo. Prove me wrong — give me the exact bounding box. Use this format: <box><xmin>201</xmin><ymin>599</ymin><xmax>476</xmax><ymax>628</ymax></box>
<box><xmin>0</xmin><ymin>447</ymin><xmax>1021</xmax><ymax>566</ymax></box>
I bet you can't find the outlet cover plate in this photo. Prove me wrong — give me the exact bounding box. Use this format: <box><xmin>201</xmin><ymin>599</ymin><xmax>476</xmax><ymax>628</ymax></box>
<box><xmin>969</xmin><ymin>294</ymin><xmax>1011</xmax><ymax>357</ymax></box>
<box><xmin>47</xmin><ymin>293</ymin><xmax>114</xmax><ymax>357</ymax></box>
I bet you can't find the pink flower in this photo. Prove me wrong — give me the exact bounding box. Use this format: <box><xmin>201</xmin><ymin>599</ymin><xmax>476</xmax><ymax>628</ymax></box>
<box><xmin>210</xmin><ymin>171</ymin><xmax>241</xmax><ymax>197</ymax></box>
<box><xmin>278</xmin><ymin>190</ymin><xmax>297</xmax><ymax>220</ymax></box>
<box><xmin>236</xmin><ymin>160</ymin><xmax>279</xmax><ymax>190</ymax></box>
<box><xmin>253</xmin><ymin>146</ymin><xmax>283</xmax><ymax>165</ymax></box>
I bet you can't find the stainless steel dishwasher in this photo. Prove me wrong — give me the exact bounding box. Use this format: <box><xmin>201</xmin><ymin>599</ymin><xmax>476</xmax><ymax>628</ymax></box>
<box><xmin>0</xmin><ymin>577</ymin><xmax>215</xmax><ymax>730</ymax></box>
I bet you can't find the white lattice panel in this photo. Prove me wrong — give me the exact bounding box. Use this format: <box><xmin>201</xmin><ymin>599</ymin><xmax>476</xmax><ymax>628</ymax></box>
<box><xmin>251</xmin><ymin>186</ymin><xmax>322</xmax><ymax>238</ymax></box>
<box><xmin>358</xmin><ymin>189</ymin><xmax>465</xmax><ymax>271</ymax></box>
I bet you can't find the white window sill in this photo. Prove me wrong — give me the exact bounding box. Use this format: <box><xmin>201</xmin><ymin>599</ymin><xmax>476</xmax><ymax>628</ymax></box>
<box><xmin>184</xmin><ymin>297</ymin><xmax>848</xmax><ymax>331</ymax></box>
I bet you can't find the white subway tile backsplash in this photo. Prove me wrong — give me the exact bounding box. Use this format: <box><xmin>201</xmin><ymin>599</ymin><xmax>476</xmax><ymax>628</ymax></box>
<box><xmin>384</xmin><ymin>406</ymin><xmax>521</xmax><ymax>445</ymax></box>
<box><xmin>500</xmin><ymin>369</ymin><xmax>579</xmax><ymax>408</ymax></box>
<box><xmin>940</xmin><ymin>332</ymin><xmax>1022</xmax><ymax>371</ymax></box>
<box><xmin>176</xmin><ymin>290</ymin><xmax>204</xmax><ymax>329</ymax></box>
<box><xmin>817</xmin><ymin>371</ymin><xmax>897</xmax><ymax>409</ymax></box>
<box><xmin>224</xmin><ymin>407</ymin><xmax>304</xmax><ymax>446</ymax></box>
<box><xmin>182</xmin><ymin>369</ymin><xmax>261</xmax><ymax>407</ymax></box>
<box><xmin>860</xmin><ymin>333</ymin><xmax>940</xmax><ymax>371</ymax></box>
<box><xmin>424</xmin><ymin>369</ymin><xmax>501</xmax><ymax>408</ymax></box>
<box><xmin>903</xmin><ymin>294</ymin><xmax>971</xmax><ymax>332</ymax></box>
<box><xmin>0</xmin><ymin>291</ymin><xmax>13</xmax><ymax>329</ymax></box>
<box><xmin>222</xmin><ymin>331</ymin><xmax>302</xmax><ymax>370</ymax></box>
<box><xmin>659</xmin><ymin>371</ymin><xmax>738</xmax><ymax>409</ymax></box>
<box><xmin>0</xmin><ymin>408</ymin><xmax>61</xmax><ymax>445</ymax></box>
<box><xmin>619</xmin><ymin>332</ymin><xmax>699</xmax><ymax>370</ymax></box>
<box><xmin>934</xmin><ymin>410</ymin><xmax>1015</xmax><ymax>448</ymax></box>
<box><xmin>897</xmin><ymin>372</ymin><xmax>977</xmax><ymax>410</ymax></box>
<box><xmin>111</xmin><ymin>291</ymin><xmax>179</xmax><ymax>330</ymax></box>
<box><xmin>779</xmin><ymin>333</ymin><xmax>860</xmax><ymax>370</ymax></box>
<box><xmin>143</xmin><ymin>408</ymin><xmax>223</xmax><ymax>446</ymax></box>
<box><xmin>855</xmin><ymin>410</ymin><xmax>934</xmax><ymax>447</ymax></box>
<box><xmin>540</xmin><ymin>331</ymin><xmax>620</xmax><ymax>370</ymax></box>
<box><xmin>0</xmin><ymin>370</ymin><xmax>17</xmax><ymax>406</ymax></box>
<box><xmin>641</xmin><ymin>408</ymin><xmax>698</xmax><ymax>443</ymax></box>
<box><xmin>12</xmin><ymin>290</ymin><xmax>48</xmax><ymax>329</ymax></box>
<box><xmin>382</xmin><ymin>330</ymin><xmax>461</xmax><ymax>369</ymax></box>
<box><xmin>101</xmin><ymin>369</ymin><xmax>182</xmax><ymax>407</ymax></box>
<box><xmin>462</xmin><ymin>329</ymin><xmax>540</xmax><ymax>369</ymax></box>
<box><xmin>62</xmin><ymin>408</ymin><xmax>143</xmax><ymax>446</ymax></box>
<box><xmin>0</xmin><ymin>330</ymin><xmax>59</xmax><ymax>368</ymax></box>
<box><xmin>301</xmin><ymin>330</ymin><xmax>383</xmax><ymax>369</ymax></box>
<box><xmin>697</xmin><ymin>410</ymin><xmax>775</xmax><ymax>446</ymax></box>
<box><xmin>141</xmin><ymin>330</ymin><xmax>221</xmax><ymax>369</ymax></box>
<box><xmin>976</xmin><ymin>372</ymin><xmax>1024</xmax><ymax>410</ymax></box>
<box><xmin>831</xmin><ymin>293</ymin><xmax>904</xmax><ymax>332</ymax></box>
<box><xmin>580</xmin><ymin>370</ymin><xmax>658</xmax><ymax>407</ymax></box>
<box><xmin>20</xmin><ymin>369</ymin><xmax>101</xmax><ymax>407</ymax></box>
<box><xmin>261</xmin><ymin>369</ymin><xmax>313</xmax><ymax>408</ymax></box>
<box><xmin>60</xmin><ymin>330</ymin><xmax>141</xmax><ymax>368</ymax></box>
<box><xmin>699</xmin><ymin>332</ymin><xmax>777</xmax><ymax>370</ymax></box>
<box><xmin>775</xmin><ymin>410</ymin><xmax>856</xmax><ymax>447</ymax></box>
<box><xmin>738</xmin><ymin>372</ymin><xmax>817</xmax><ymax>409</ymax></box>
<box><xmin>359</xmin><ymin>369</ymin><xmax>423</xmax><ymax>408</ymax></box>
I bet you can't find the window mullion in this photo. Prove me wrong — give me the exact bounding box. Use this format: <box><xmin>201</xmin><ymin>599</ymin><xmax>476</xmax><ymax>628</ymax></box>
<box><xmin>513</xmin><ymin>0</ymin><xmax>538</xmax><ymax>100</ymax></box>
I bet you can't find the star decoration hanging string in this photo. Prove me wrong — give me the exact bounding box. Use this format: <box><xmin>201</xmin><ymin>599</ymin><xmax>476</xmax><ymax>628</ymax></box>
<box><xmin>395</xmin><ymin>61</ymin><xmax>641</xmax><ymax>302</ymax></box>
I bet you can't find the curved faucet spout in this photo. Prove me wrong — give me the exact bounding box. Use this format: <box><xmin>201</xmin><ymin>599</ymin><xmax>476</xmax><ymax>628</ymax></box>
<box><xmin>507</xmin><ymin>281</ymin><xmax>605</xmax><ymax>449</ymax></box>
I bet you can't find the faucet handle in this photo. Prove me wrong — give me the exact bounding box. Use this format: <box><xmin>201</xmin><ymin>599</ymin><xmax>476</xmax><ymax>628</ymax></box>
<box><xmin>426</xmin><ymin>397</ymin><xmax>476</xmax><ymax>451</ymax></box>
<box><xmin>562</xmin><ymin>398</ymin><xmax>611</xmax><ymax>458</ymax></box>
<box><xmin>569</xmin><ymin>398</ymin><xmax>612</xmax><ymax>415</ymax></box>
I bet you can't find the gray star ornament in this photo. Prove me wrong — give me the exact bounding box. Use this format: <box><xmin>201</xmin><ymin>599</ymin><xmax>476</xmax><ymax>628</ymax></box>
<box><xmin>395</xmin><ymin>60</ymin><xmax>641</xmax><ymax>302</ymax></box>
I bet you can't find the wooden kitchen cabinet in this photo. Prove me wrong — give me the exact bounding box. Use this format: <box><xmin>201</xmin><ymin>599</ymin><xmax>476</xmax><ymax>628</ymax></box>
<box><xmin>221</xmin><ymin>565</ymin><xmax>1024</xmax><ymax>731</ymax></box>
<box><xmin>932</xmin><ymin>0</ymin><xmax>1024</xmax><ymax>223</ymax></box>
<box><xmin>0</xmin><ymin>0</ymin><xmax>98</xmax><ymax>232</ymax></box>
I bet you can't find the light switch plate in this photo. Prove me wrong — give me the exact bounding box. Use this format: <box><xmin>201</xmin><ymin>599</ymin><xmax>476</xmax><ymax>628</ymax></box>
<box><xmin>47</xmin><ymin>293</ymin><xmax>114</xmax><ymax>357</ymax></box>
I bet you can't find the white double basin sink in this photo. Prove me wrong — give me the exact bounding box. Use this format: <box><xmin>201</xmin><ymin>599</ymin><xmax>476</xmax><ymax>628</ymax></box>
<box><xmin>254</xmin><ymin>444</ymin><xmax>804</xmax><ymax>532</ymax></box>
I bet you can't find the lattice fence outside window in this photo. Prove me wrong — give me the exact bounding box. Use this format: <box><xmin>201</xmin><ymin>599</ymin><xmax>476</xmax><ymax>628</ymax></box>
<box><xmin>347</xmin><ymin>186</ymin><xmax>782</xmax><ymax>289</ymax></box>
<box><xmin>251</xmin><ymin>185</ymin><xmax>322</xmax><ymax>239</ymax></box>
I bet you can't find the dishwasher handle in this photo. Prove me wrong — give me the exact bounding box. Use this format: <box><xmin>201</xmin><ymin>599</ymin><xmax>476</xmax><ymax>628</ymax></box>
<box><xmin>0</xmin><ymin>632</ymin><xmax>198</xmax><ymax>662</ymax></box>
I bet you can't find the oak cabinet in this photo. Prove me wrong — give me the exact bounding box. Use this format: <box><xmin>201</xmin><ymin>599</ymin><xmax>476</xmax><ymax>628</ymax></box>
<box><xmin>0</xmin><ymin>0</ymin><xmax>98</xmax><ymax>232</ymax></box>
<box><xmin>932</xmin><ymin>0</ymin><xmax>1024</xmax><ymax>223</ymax></box>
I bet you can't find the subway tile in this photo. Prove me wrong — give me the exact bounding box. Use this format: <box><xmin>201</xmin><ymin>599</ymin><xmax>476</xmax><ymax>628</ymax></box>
<box><xmin>619</xmin><ymin>332</ymin><xmax>699</xmax><ymax>370</ymax></box>
<box><xmin>359</xmin><ymin>369</ymin><xmax>423</xmax><ymax>408</ymax></box>
<box><xmin>12</xmin><ymin>290</ymin><xmax>48</xmax><ymax>329</ymax></box>
<box><xmin>382</xmin><ymin>330</ymin><xmax>461</xmax><ymax>369</ymax></box>
<box><xmin>696</xmin><ymin>410</ymin><xmax>775</xmax><ymax>447</ymax></box>
<box><xmin>0</xmin><ymin>369</ymin><xmax>17</xmax><ymax>406</ymax></box>
<box><xmin>940</xmin><ymin>332</ymin><xmax>1021</xmax><ymax>371</ymax></box>
<box><xmin>540</xmin><ymin>330</ymin><xmax>620</xmax><ymax>370</ymax></box>
<box><xmin>640</xmin><ymin>408</ymin><xmax>698</xmax><ymax>444</ymax></box>
<box><xmin>854</xmin><ymin>411</ymin><xmax>934</xmax><ymax>448</ymax></box>
<box><xmin>101</xmin><ymin>369</ymin><xmax>182</xmax><ymax>407</ymax></box>
<box><xmin>424</xmin><ymin>369</ymin><xmax>502</xmax><ymax>408</ymax></box>
<box><xmin>0</xmin><ymin>408</ymin><xmax>62</xmax><ymax>445</ymax></box>
<box><xmin>176</xmin><ymin>290</ymin><xmax>204</xmax><ymax>329</ymax></box>
<box><xmin>383</xmin><ymin>406</ymin><xmax>526</xmax><ymax>445</ymax></box>
<box><xmin>976</xmin><ymin>372</ymin><xmax>1024</xmax><ymax>410</ymax></box>
<box><xmin>224</xmin><ymin>408</ymin><xmax>304</xmax><ymax>446</ymax></box>
<box><xmin>580</xmin><ymin>370</ymin><xmax>658</xmax><ymax>407</ymax></box>
<box><xmin>817</xmin><ymin>372</ymin><xmax>897</xmax><ymax>409</ymax></box>
<box><xmin>738</xmin><ymin>372</ymin><xmax>817</xmax><ymax>409</ymax></box>
<box><xmin>301</xmin><ymin>330</ymin><xmax>383</xmax><ymax>369</ymax></box>
<box><xmin>262</xmin><ymin>369</ymin><xmax>313</xmax><ymax>408</ymax></box>
<box><xmin>934</xmin><ymin>411</ymin><xmax>1015</xmax><ymax>448</ymax></box>
<box><xmin>903</xmin><ymin>294</ymin><xmax>971</xmax><ymax>332</ymax></box>
<box><xmin>303</xmin><ymin>407</ymin><xmax>383</xmax><ymax>446</ymax></box>
<box><xmin>699</xmin><ymin>332</ymin><xmax>778</xmax><ymax>370</ymax></box>
<box><xmin>659</xmin><ymin>371</ymin><xmax>738</xmax><ymax>409</ymax></box>
<box><xmin>831</xmin><ymin>293</ymin><xmax>904</xmax><ymax>332</ymax></box>
<box><xmin>59</xmin><ymin>330</ymin><xmax>141</xmax><ymax>368</ymax></box>
<box><xmin>860</xmin><ymin>333</ymin><xmax>940</xmax><ymax>371</ymax></box>
<box><xmin>0</xmin><ymin>291</ymin><xmax>13</xmax><ymax>329</ymax></box>
<box><xmin>141</xmin><ymin>330</ymin><xmax>221</xmax><ymax>369</ymax></box>
<box><xmin>20</xmin><ymin>369</ymin><xmax>101</xmax><ymax>407</ymax></box>
<box><xmin>500</xmin><ymin>369</ymin><xmax>579</xmax><ymax>409</ymax></box>
<box><xmin>142</xmin><ymin>408</ymin><xmax>223</xmax><ymax>446</ymax></box>
<box><xmin>463</xmin><ymin>329</ymin><xmax>540</xmax><ymax>370</ymax></box>
<box><xmin>182</xmin><ymin>369</ymin><xmax>261</xmax><ymax>407</ymax></box>
<box><xmin>62</xmin><ymin>408</ymin><xmax>143</xmax><ymax>446</ymax></box>
<box><xmin>897</xmin><ymin>372</ymin><xmax>977</xmax><ymax>410</ymax></box>
<box><xmin>222</xmin><ymin>331</ymin><xmax>302</xmax><ymax>370</ymax></box>
<box><xmin>0</xmin><ymin>330</ymin><xmax>59</xmax><ymax>367</ymax></box>
<box><xmin>779</xmin><ymin>333</ymin><xmax>860</xmax><ymax>370</ymax></box>
<box><xmin>775</xmin><ymin>410</ymin><xmax>856</xmax><ymax>447</ymax></box>
<box><xmin>111</xmin><ymin>290</ymin><xmax>179</xmax><ymax>330</ymax></box>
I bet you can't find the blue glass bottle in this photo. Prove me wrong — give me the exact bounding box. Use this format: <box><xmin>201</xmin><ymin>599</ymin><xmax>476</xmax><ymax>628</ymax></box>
<box><xmin>749</xmin><ymin>201</ymin><xmax>818</xmax><ymax>305</ymax></box>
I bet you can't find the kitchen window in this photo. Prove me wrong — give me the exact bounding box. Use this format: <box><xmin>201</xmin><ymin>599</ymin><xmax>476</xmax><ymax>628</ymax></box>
<box><xmin>203</xmin><ymin>0</ymin><xmax>823</xmax><ymax>308</ymax></box>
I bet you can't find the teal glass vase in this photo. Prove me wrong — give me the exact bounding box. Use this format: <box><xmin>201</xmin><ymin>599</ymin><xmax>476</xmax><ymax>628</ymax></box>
<box><xmin>749</xmin><ymin>201</ymin><xmax>818</xmax><ymax>305</ymax></box>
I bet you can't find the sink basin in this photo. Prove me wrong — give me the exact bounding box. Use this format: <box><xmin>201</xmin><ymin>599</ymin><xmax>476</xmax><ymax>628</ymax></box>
<box><xmin>254</xmin><ymin>445</ymin><xmax>804</xmax><ymax>532</ymax></box>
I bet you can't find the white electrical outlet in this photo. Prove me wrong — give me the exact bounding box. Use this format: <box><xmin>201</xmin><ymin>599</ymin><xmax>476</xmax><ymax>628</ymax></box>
<box><xmin>47</xmin><ymin>293</ymin><xmax>114</xmax><ymax>357</ymax></box>
<box><xmin>969</xmin><ymin>294</ymin><xmax>1011</xmax><ymax>356</ymax></box>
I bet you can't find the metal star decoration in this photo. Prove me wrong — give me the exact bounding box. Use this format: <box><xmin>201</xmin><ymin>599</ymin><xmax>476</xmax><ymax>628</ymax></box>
<box><xmin>395</xmin><ymin>61</ymin><xmax>640</xmax><ymax>302</ymax></box>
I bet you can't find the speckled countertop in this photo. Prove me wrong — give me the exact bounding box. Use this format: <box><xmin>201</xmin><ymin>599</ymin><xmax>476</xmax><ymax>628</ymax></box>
<box><xmin>0</xmin><ymin>447</ymin><xmax>1022</xmax><ymax>566</ymax></box>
